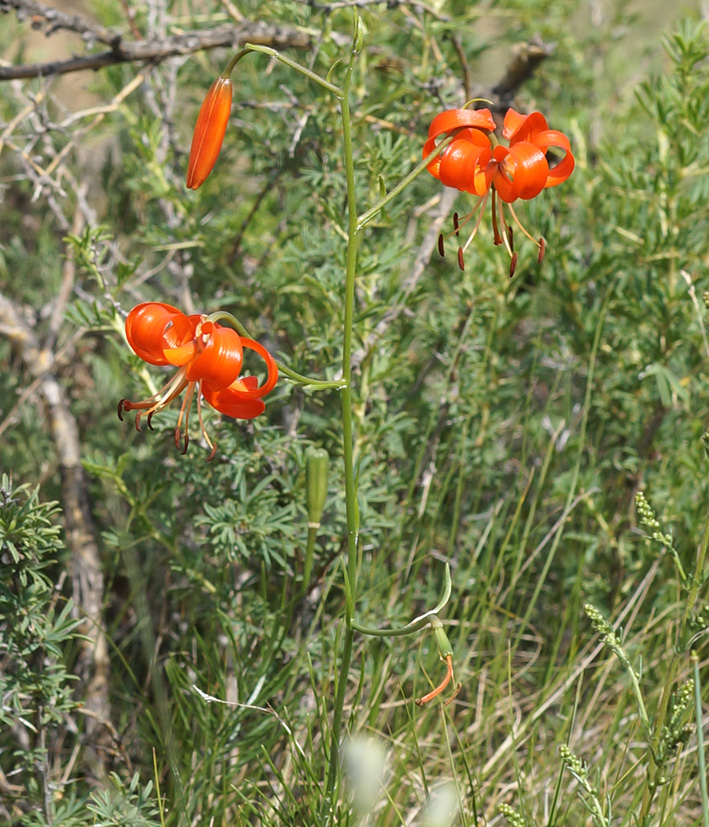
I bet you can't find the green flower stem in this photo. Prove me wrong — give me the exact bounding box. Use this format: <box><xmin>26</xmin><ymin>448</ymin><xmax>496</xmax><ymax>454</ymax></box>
<box><xmin>301</xmin><ymin>524</ymin><xmax>318</xmax><ymax>599</ymax></box>
<box><xmin>350</xmin><ymin>563</ymin><xmax>451</xmax><ymax>638</ymax></box>
<box><xmin>356</xmin><ymin>130</ymin><xmax>462</xmax><ymax>230</ymax></box>
<box><xmin>692</xmin><ymin>652</ymin><xmax>709</xmax><ymax>827</ymax></box>
<box><xmin>324</xmin><ymin>14</ymin><xmax>363</xmax><ymax>805</ymax></box>
<box><xmin>206</xmin><ymin>311</ymin><xmax>340</xmax><ymax>389</ymax></box>
<box><xmin>685</xmin><ymin>513</ymin><xmax>709</xmax><ymax>635</ymax></box>
<box><xmin>278</xmin><ymin>365</ymin><xmax>343</xmax><ymax>390</ymax></box>
<box><xmin>351</xmin><ymin>615</ymin><xmax>433</xmax><ymax>638</ymax></box>
<box><xmin>223</xmin><ymin>45</ymin><xmax>343</xmax><ymax>98</ymax></box>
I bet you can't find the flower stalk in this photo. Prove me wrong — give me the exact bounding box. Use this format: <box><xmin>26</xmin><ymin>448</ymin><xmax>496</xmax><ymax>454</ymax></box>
<box><xmin>324</xmin><ymin>13</ymin><xmax>362</xmax><ymax>803</ymax></box>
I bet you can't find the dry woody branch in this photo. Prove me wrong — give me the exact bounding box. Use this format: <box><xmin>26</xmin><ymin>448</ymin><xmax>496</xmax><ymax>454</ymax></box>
<box><xmin>0</xmin><ymin>0</ymin><xmax>311</xmax><ymax>80</ymax></box>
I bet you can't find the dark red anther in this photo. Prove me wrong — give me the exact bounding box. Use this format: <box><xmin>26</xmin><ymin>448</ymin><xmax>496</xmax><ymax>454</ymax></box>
<box><xmin>509</xmin><ymin>252</ymin><xmax>518</xmax><ymax>278</ymax></box>
<box><xmin>507</xmin><ymin>225</ymin><xmax>514</xmax><ymax>251</ymax></box>
<box><xmin>437</xmin><ymin>233</ymin><xmax>445</xmax><ymax>258</ymax></box>
<box><xmin>206</xmin><ymin>443</ymin><xmax>218</xmax><ymax>462</ymax></box>
<box><xmin>146</xmin><ymin>412</ymin><xmax>155</xmax><ymax>431</ymax></box>
<box><xmin>134</xmin><ymin>413</ymin><xmax>142</xmax><ymax>432</ymax></box>
<box><xmin>453</xmin><ymin>212</ymin><xmax>460</xmax><ymax>235</ymax></box>
<box><xmin>181</xmin><ymin>434</ymin><xmax>190</xmax><ymax>455</ymax></box>
<box><xmin>457</xmin><ymin>247</ymin><xmax>465</xmax><ymax>270</ymax></box>
<box><xmin>174</xmin><ymin>427</ymin><xmax>181</xmax><ymax>449</ymax></box>
<box><xmin>117</xmin><ymin>399</ymin><xmax>125</xmax><ymax>421</ymax></box>
<box><xmin>538</xmin><ymin>237</ymin><xmax>546</xmax><ymax>263</ymax></box>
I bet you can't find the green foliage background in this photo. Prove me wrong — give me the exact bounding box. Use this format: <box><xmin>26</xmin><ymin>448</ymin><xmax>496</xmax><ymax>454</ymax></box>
<box><xmin>1</xmin><ymin>0</ymin><xmax>708</xmax><ymax>824</ymax></box>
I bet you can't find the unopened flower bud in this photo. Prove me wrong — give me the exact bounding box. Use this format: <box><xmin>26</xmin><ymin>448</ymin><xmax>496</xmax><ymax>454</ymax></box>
<box><xmin>186</xmin><ymin>76</ymin><xmax>233</xmax><ymax>189</ymax></box>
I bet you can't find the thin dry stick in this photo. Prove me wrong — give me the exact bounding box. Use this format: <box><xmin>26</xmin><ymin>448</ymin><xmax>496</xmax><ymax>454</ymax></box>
<box><xmin>0</xmin><ymin>17</ymin><xmax>311</xmax><ymax>80</ymax></box>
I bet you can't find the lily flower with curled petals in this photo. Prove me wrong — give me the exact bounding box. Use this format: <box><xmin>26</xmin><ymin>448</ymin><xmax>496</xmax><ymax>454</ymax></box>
<box><xmin>186</xmin><ymin>76</ymin><xmax>233</xmax><ymax>190</ymax></box>
<box><xmin>118</xmin><ymin>302</ymin><xmax>278</xmax><ymax>459</ymax></box>
<box><xmin>424</xmin><ymin>107</ymin><xmax>575</xmax><ymax>274</ymax></box>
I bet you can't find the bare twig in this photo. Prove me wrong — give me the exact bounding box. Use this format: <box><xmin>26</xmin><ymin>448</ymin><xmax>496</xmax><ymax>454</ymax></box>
<box><xmin>0</xmin><ymin>18</ymin><xmax>311</xmax><ymax>80</ymax></box>
<box><xmin>291</xmin><ymin>0</ymin><xmax>449</xmax><ymax>18</ymax></box>
<box><xmin>448</xmin><ymin>33</ymin><xmax>472</xmax><ymax>103</ymax></box>
<box><xmin>0</xmin><ymin>0</ymin><xmax>121</xmax><ymax>46</ymax></box>
<box><xmin>492</xmin><ymin>39</ymin><xmax>554</xmax><ymax>99</ymax></box>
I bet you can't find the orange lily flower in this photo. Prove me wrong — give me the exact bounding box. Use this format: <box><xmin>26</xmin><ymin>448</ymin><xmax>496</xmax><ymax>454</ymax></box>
<box><xmin>424</xmin><ymin>107</ymin><xmax>574</xmax><ymax>273</ymax></box>
<box><xmin>186</xmin><ymin>76</ymin><xmax>233</xmax><ymax>190</ymax></box>
<box><xmin>118</xmin><ymin>302</ymin><xmax>278</xmax><ymax>459</ymax></box>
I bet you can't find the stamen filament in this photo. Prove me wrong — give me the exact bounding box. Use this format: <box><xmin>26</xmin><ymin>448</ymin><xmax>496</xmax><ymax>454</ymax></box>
<box><xmin>507</xmin><ymin>201</ymin><xmax>542</xmax><ymax>247</ymax></box>
<box><xmin>450</xmin><ymin>193</ymin><xmax>487</xmax><ymax>242</ymax></box>
<box><xmin>496</xmin><ymin>192</ymin><xmax>514</xmax><ymax>257</ymax></box>
<box><xmin>176</xmin><ymin>381</ymin><xmax>198</xmax><ymax>439</ymax></box>
<box><xmin>461</xmin><ymin>192</ymin><xmax>490</xmax><ymax>254</ymax></box>
<box><xmin>196</xmin><ymin>382</ymin><xmax>218</xmax><ymax>462</ymax></box>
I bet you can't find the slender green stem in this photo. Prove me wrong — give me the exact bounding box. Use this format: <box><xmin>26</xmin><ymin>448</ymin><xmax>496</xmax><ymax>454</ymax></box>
<box><xmin>223</xmin><ymin>44</ymin><xmax>343</xmax><ymax>98</ymax></box>
<box><xmin>206</xmin><ymin>311</ymin><xmax>340</xmax><ymax>389</ymax></box>
<box><xmin>301</xmin><ymin>525</ymin><xmax>318</xmax><ymax>598</ymax></box>
<box><xmin>350</xmin><ymin>563</ymin><xmax>451</xmax><ymax>637</ymax></box>
<box><xmin>324</xmin><ymin>16</ymin><xmax>362</xmax><ymax>805</ymax></box>
<box><xmin>693</xmin><ymin>652</ymin><xmax>709</xmax><ymax>827</ymax></box>
<box><xmin>279</xmin><ymin>365</ymin><xmax>343</xmax><ymax>389</ymax></box>
<box><xmin>357</xmin><ymin>130</ymin><xmax>463</xmax><ymax>230</ymax></box>
<box><xmin>351</xmin><ymin>615</ymin><xmax>432</xmax><ymax>638</ymax></box>
<box><xmin>685</xmin><ymin>514</ymin><xmax>709</xmax><ymax>634</ymax></box>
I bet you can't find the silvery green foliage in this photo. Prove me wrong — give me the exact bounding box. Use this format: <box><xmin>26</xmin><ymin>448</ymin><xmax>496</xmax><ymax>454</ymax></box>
<box><xmin>0</xmin><ymin>475</ymin><xmax>81</xmax><ymax>814</ymax></box>
<box><xmin>86</xmin><ymin>773</ymin><xmax>161</xmax><ymax>827</ymax></box>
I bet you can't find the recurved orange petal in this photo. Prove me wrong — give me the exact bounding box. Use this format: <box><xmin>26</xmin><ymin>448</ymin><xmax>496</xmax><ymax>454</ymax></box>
<box><xmin>427</xmin><ymin>108</ymin><xmax>496</xmax><ymax>140</ymax></box>
<box><xmin>492</xmin><ymin>143</ymin><xmax>548</xmax><ymax>203</ymax></box>
<box><xmin>527</xmin><ymin>129</ymin><xmax>575</xmax><ymax>187</ymax></box>
<box><xmin>185</xmin><ymin>323</ymin><xmax>244</xmax><ymax>387</ymax></box>
<box><xmin>202</xmin><ymin>384</ymin><xmax>266</xmax><ymax>419</ymax></box>
<box><xmin>202</xmin><ymin>337</ymin><xmax>278</xmax><ymax>417</ymax></box>
<box><xmin>432</xmin><ymin>131</ymin><xmax>493</xmax><ymax>195</ymax></box>
<box><xmin>126</xmin><ymin>302</ymin><xmax>190</xmax><ymax>366</ymax></box>
<box><xmin>503</xmin><ymin>109</ymin><xmax>549</xmax><ymax>143</ymax></box>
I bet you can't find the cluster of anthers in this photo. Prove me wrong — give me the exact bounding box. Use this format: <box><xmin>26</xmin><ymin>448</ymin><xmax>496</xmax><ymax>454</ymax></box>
<box><xmin>118</xmin><ymin>302</ymin><xmax>278</xmax><ymax>460</ymax></box>
<box><xmin>424</xmin><ymin>107</ymin><xmax>575</xmax><ymax>275</ymax></box>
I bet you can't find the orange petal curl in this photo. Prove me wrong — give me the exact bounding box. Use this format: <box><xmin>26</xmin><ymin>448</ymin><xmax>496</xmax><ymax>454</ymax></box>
<box><xmin>126</xmin><ymin>302</ymin><xmax>196</xmax><ymax>366</ymax></box>
<box><xmin>427</xmin><ymin>108</ymin><xmax>496</xmax><ymax>138</ymax></box>
<box><xmin>184</xmin><ymin>323</ymin><xmax>244</xmax><ymax>388</ymax></box>
<box><xmin>202</xmin><ymin>338</ymin><xmax>278</xmax><ymax>419</ymax></box>
<box><xmin>503</xmin><ymin>108</ymin><xmax>575</xmax><ymax>189</ymax></box>
<box><xmin>424</xmin><ymin>109</ymin><xmax>495</xmax><ymax>195</ymax></box>
<box><xmin>186</xmin><ymin>77</ymin><xmax>233</xmax><ymax>190</ymax></box>
<box><xmin>491</xmin><ymin>142</ymin><xmax>549</xmax><ymax>204</ymax></box>
<box><xmin>424</xmin><ymin>129</ymin><xmax>493</xmax><ymax>196</ymax></box>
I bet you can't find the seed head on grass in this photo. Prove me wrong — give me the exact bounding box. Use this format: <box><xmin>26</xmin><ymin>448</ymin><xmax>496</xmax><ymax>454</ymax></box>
<box><xmin>585</xmin><ymin>603</ymin><xmax>652</xmax><ymax>739</ymax></box>
<box><xmin>498</xmin><ymin>802</ymin><xmax>527</xmax><ymax>827</ymax></box>
<box><xmin>634</xmin><ymin>491</ymin><xmax>687</xmax><ymax>583</ymax></box>
<box><xmin>560</xmin><ymin>745</ymin><xmax>610</xmax><ymax>827</ymax></box>
<box><xmin>656</xmin><ymin>679</ymin><xmax>694</xmax><ymax>766</ymax></box>
<box><xmin>635</xmin><ymin>491</ymin><xmax>673</xmax><ymax>548</ymax></box>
